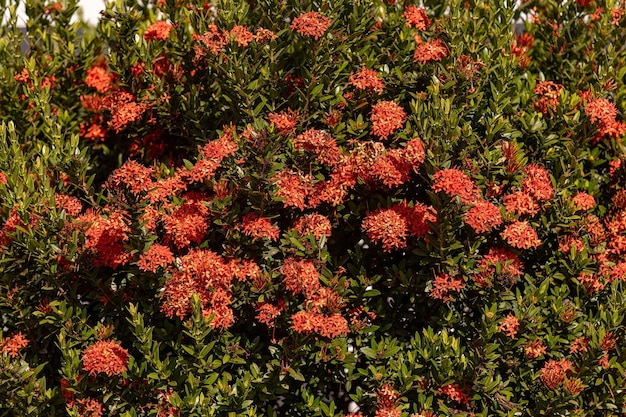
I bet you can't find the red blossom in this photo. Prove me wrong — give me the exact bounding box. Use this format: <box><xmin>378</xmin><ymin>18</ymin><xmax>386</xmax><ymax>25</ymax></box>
<box><xmin>430</xmin><ymin>273</ymin><xmax>465</xmax><ymax>302</ymax></box>
<box><xmin>501</xmin><ymin>220</ymin><xmax>542</xmax><ymax>249</ymax></box>
<box><xmin>362</xmin><ymin>207</ymin><xmax>408</xmax><ymax>252</ymax></box>
<box><xmin>540</xmin><ymin>359</ymin><xmax>571</xmax><ymax>389</ymax></box>
<box><xmin>533</xmin><ymin>81</ymin><xmax>563</xmax><ymax>115</ymax></box>
<box><xmin>268</xmin><ymin>108</ymin><xmax>299</xmax><ymax>135</ymax></box>
<box><xmin>414</xmin><ymin>39</ymin><xmax>449</xmax><ymax>64</ymax></box>
<box><xmin>370</xmin><ymin>100</ymin><xmax>407</xmax><ymax>140</ymax></box>
<box><xmin>82</xmin><ymin>340</ymin><xmax>128</xmax><ymax>376</ymax></box>
<box><xmin>403</xmin><ymin>5</ymin><xmax>430</xmax><ymax>30</ymax></box>
<box><xmin>85</xmin><ymin>65</ymin><xmax>115</xmax><ymax>93</ymax></box>
<box><xmin>503</xmin><ymin>191</ymin><xmax>539</xmax><ymax>216</ymax></box>
<box><xmin>292</xmin><ymin>213</ymin><xmax>332</xmax><ymax>239</ymax></box>
<box><xmin>144</xmin><ymin>21</ymin><xmax>172</xmax><ymax>41</ymax></box>
<box><xmin>293</xmin><ymin>129</ymin><xmax>341</xmax><ymax>166</ymax></box>
<box><xmin>230</xmin><ymin>25</ymin><xmax>253</xmax><ymax>47</ymax></box>
<box><xmin>349</xmin><ymin>66</ymin><xmax>384</xmax><ymax>93</ymax></box>
<box><xmin>498</xmin><ymin>313</ymin><xmax>520</xmax><ymax>338</ymax></box>
<box><xmin>465</xmin><ymin>200</ymin><xmax>502</xmax><ymax>233</ymax></box>
<box><xmin>290</xmin><ymin>11</ymin><xmax>332</xmax><ymax>40</ymax></box>
<box><xmin>1</xmin><ymin>332</ymin><xmax>29</xmax><ymax>357</ymax></box>
<box><xmin>572</xmin><ymin>192</ymin><xmax>596</xmax><ymax>212</ymax></box>
<box><xmin>137</xmin><ymin>243</ymin><xmax>174</xmax><ymax>273</ymax></box>
<box><xmin>431</xmin><ymin>168</ymin><xmax>480</xmax><ymax>205</ymax></box>
<box><xmin>281</xmin><ymin>257</ymin><xmax>321</xmax><ymax>296</ymax></box>
<box><xmin>241</xmin><ymin>213</ymin><xmax>280</xmax><ymax>241</ymax></box>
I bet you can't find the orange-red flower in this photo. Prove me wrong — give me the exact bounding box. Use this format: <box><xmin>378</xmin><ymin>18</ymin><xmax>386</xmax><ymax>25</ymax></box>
<box><xmin>498</xmin><ymin>313</ymin><xmax>520</xmax><ymax>338</ymax></box>
<box><xmin>290</xmin><ymin>11</ymin><xmax>332</xmax><ymax>40</ymax></box>
<box><xmin>1</xmin><ymin>332</ymin><xmax>29</xmax><ymax>357</ymax></box>
<box><xmin>430</xmin><ymin>273</ymin><xmax>465</xmax><ymax>302</ymax></box>
<box><xmin>241</xmin><ymin>213</ymin><xmax>280</xmax><ymax>241</ymax></box>
<box><xmin>370</xmin><ymin>100</ymin><xmax>407</xmax><ymax>140</ymax></box>
<box><xmin>465</xmin><ymin>200</ymin><xmax>502</xmax><ymax>233</ymax></box>
<box><xmin>437</xmin><ymin>383</ymin><xmax>471</xmax><ymax>406</ymax></box>
<box><xmin>292</xmin><ymin>213</ymin><xmax>332</xmax><ymax>239</ymax></box>
<box><xmin>432</xmin><ymin>168</ymin><xmax>480</xmax><ymax>205</ymax></box>
<box><xmin>475</xmin><ymin>247</ymin><xmax>523</xmax><ymax>287</ymax></box>
<box><xmin>533</xmin><ymin>81</ymin><xmax>563</xmax><ymax>115</ymax></box>
<box><xmin>255</xmin><ymin>28</ymin><xmax>276</xmax><ymax>43</ymax></box>
<box><xmin>501</xmin><ymin>220</ymin><xmax>542</xmax><ymax>249</ymax></box>
<box><xmin>230</xmin><ymin>25</ymin><xmax>253</xmax><ymax>47</ymax></box>
<box><xmin>349</xmin><ymin>66</ymin><xmax>384</xmax><ymax>94</ymax></box>
<box><xmin>362</xmin><ymin>207</ymin><xmax>408</xmax><ymax>252</ymax></box>
<box><xmin>503</xmin><ymin>191</ymin><xmax>539</xmax><ymax>216</ymax></box>
<box><xmin>522</xmin><ymin>164</ymin><xmax>554</xmax><ymax>202</ymax></box>
<box><xmin>268</xmin><ymin>108</ymin><xmax>299</xmax><ymax>135</ymax></box>
<box><xmin>572</xmin><ymin>192</ymin><xmax>596</xmax><ymax>212</ymax></box>
<box><xmin>293</xmin><ymin>129</ymin><xmax>341</xmax><ymax>166</ymax></box>
<box><xmin>281</xmin><ymin>257</ymin><xmax>321</xmax><ymax>296</ymax></box>
<box><xmin>137</xmin><ymin>243</ymin><xmax>174</xmax><ymax>273</ymax></box>
<box><xmin>82</xmin><ymin>340</ymin><xmax>129</xmax><ymax>376</ymax></box>
<box><xmin>540</xmin><ymin>359</ymin><xmax>571</xmax><ymax>389</ymax></box>
<box><xmin>414</xmin><ymin>39</ymin><xmax>448</xmax><ymax>64</ymax></box>
<box><xmin>524</xmin><ymin>339</ymin><xmax>547</xmax><ymax>358</ymax></box>
<box><xmin>85</xmin><ymin>65</ymin><xmax>115</xmax><ymax>93</ymax></box>
<box><xmin>144</xmin><ymin>21</ymin><xmax>172</xmax><ymax>41</ymax></box>
<box><xmin>403</xmin><ymin>5</ymin><xmax>430</xmax><ymax>30</ymax></box>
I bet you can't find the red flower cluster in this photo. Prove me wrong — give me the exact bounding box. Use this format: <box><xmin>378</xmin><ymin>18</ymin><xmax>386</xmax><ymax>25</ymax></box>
<box><xmin>104</xmin><ymin>160</ymin><xmax>154</xmax><ymax>196</ymax></box>
<box><xmin>432</xmin><ymin>168</ymin><xmax>480</xmax><ymax>205</ymax></box>
<box><xmin>533</xmin><ymin>81</ymin><xmax>563</xmax><ymax>115</ymax></box>
<box><xmin>522</xmin><ymin>164</ymin><xmax>554</xmax><ymax>202</ymax></box>
<box><xmin>160</xmin><ymin>249</ymin><xmax>238</xmax><ymax>327</ymax></box>
<box><xmin>437</xmin><ymin>383</ymin><xmax>471</xmax><ymax>406</ymax></box>
<box><xmin>585</xmin><ymin>98</ymin><xmax>626</xmax><ymax>142</ymax></box>
<box><xmin>292</xmin><ymin>213</ymin><xmax>332</xmax><ymax>239</ymax></box>
<box><xmin>268</xmin><ymin>108</ymin><xmax>299</xmax><ymax>135</ymax></box>
<box><xmin>403</xmin><ymin>5</ymin><xmax>430</xmax><ymax>30</ymax></box>
<box><xmin>137</xmin><ymin>243</ymin><xmax>174</xmax><ymax>272</ymax></box>
<box><xmin>241</xmin><ymin>213</ymin><xmax>280</xmax><ymax>241</ymax></box>
<box><xmin>255</xmin><ymin>302</ymin><xmax>284</xmax><ymax>327</ymax></box>
<box><xmin>281</xmin><ymin>257</ymin><xmax>321</xmax><ymax>296</ymax></box>
<box><xmin>503</xmin><ymin>191</ymin><xmax>539</xmax><ymax>216</ymax></box>
<box><xmin>362</xmin><ymin>202</ymin><xmax>435</xmax><ymax>252</ymax></box>
<box><xmin>430</xmin><ymin>273</ymin><xmax>465</xmax><ymax>302</ymax></box>
<box><xmin>144</xmin><ymin>21</ymin><xmax>172</xmax><ymax>41</ymax></box>
<box><xmin>511</xmin><ymin>33</ymin><xmax>534</xmax><ymax>68</ymax></box>
<box><xmin>501</xmin><ymin>220</ymin><xmax>541</xmax><ymax>249</ymax></box>
<box><xmin>291</xmin><ymin>310</ymin><xmax>349</xmax><ymax>338</ymax></box>
<box><xmin>414</xmin><ymin>39</ymin><xmax>449</xmax><ymax>64</ymax></box>
<box><xmin>540</xmin><ymin>359</ymin><xmax>572</xmax><ymax>389</ymax></box>
<box><xmin>82</xmin><ymin>340</ymin><xmax>129</xmax><ymax>376</ymax></box>
<box><xmin>572</xmin><ymin>192</ymin><xmax>596</xmax><ymax>212</ymax></box>
<box><xmin>230</xmin><ymin>25</ymin><xmax>253</xmax><ymax>47</ymax></box>
<box><xmin>524</xmin><ymin>339</ymin><xmax>547</xmax><ymax>358</ymax></box>
<box><xmin>349</xmin><ymin>66</ymin><xmax>385</xmax><ymax>94</ymax></box>
<box><xmin>73</xmin><ymin>398</ymin><xmax>104</xmax><ymax>417</ymax></box>
<box><xmin>55</xmin><ymin>193</ymin><xmax>83</xmax><ymax>217</ymax></box>
<box><xmin>370</xmin><ymin>100</ymin><xmax>407</xmax><ymax>140</ymax></box>
<box><xmin>475</xmin><ymin>247</ymin><xmax>523</xmax><ymax>287</ymax></box>
<box><xmin>193</xmin><ymin>24</ymin><xmax>228</xmax><ymax>57</ymax></box>
<box><xmin>1</xmin><ymin>331</ymin><xmax>29</xmax><ymax>357</ymax></box>
<box><xmin>498</xmin><ymin>313</ymin><xmax>520</xmax><ymax>338</ymax></box>
<box><xmin>464</xmin><ymin>200</ymin><xmax>502</xmax><ymax>233</ymax></box>
<box><xmin>293</xmin><ymin>129</ymin><xmax>341</xmax><ymax>166</ymax></box>
<box><xmin>290</xmin><ymin>11</ymin><xmax>332</xmax><ymax>40</ymax></box>
<box><xmin>374</xmin><ymin>383</ymin><xmax>401</xmax><ymax>417</ymax></box>
<box><xmin>77</xmin><ymin>209</ymin><xmax>132</xmax><ymax>269</ymax></box>
<box><xmin>85</xmin><ymin>65</ymin><xmax>115</xmax><ymax>93</ymax></box>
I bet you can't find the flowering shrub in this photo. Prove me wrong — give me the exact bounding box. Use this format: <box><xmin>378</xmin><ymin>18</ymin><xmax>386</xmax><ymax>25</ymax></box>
<box><xmin>2</xmin><ymin>0</ymin><xmax>626</xmax><ymax>415</ymax></box>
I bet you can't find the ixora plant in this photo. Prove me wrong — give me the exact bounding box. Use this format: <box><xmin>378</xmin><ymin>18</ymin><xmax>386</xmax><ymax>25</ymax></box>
<box><xmin>2</xmin><ymin>0</ymin><xmax>626</xmax><ymax>415</ymax></box>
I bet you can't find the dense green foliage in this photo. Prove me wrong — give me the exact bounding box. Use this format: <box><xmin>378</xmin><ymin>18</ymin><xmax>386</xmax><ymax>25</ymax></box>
<box><xmin>1</xmin><ymin>0</ymin><xmax>626</xmax><ymax>415</ymax></box>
